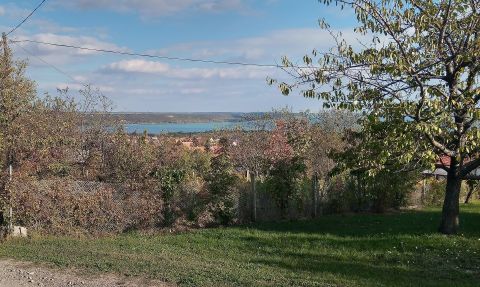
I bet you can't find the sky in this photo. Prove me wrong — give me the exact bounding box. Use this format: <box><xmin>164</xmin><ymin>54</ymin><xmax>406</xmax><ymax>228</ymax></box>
<box><xmin>0</xmin><ymin>0</ymin><xmax>358</xmax><ymax>112</ymax></box>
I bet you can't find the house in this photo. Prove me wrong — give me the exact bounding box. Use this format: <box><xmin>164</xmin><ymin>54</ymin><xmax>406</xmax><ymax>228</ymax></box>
<box><xmin>422</xmin><ymin>155</ymin><xmax>480</xmax><ymax>179</ymax></box>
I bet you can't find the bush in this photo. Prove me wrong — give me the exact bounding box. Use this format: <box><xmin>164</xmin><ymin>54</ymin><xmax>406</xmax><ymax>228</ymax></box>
<box><xmin>177</xmin><ymin>176</ymin><xmax>207</xmax><ymax>222</ymax></box>
<box><xmin>420</xmin><ymin>178</ymin><xmax>472</xmax><ymax>207</ymax></box>
<box><xmin>324</xmin><ymin>170</ymin><xmax>417</xmax><ymax>214</ymax></box>
<box><xmin>205</xmin><ymin>149</ymin><xmax>238</xmax><ymax>226</ymax></box>
<box><xmin>9</xmin><ymin>178</ymin><xmax>162</xmax><ymax>236</ymax></box>
<box><xmin>265</xmin><ymin>158</ymin><xmax>306</xmax><ymax>218</ymax></box>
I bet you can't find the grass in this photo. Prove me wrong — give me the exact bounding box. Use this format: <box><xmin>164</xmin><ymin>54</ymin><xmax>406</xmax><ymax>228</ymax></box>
<box><xmin>1</xmin><ymin>204</ymin><xmax>480</xmax><ymax>287</ymax></box>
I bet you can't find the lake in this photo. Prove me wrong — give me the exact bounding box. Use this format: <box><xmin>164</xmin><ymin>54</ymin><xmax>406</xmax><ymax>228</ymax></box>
<box><xmin>124</xmin><ymin>122</ymin><xmax>245</xmax><ymax>134</ymax></box>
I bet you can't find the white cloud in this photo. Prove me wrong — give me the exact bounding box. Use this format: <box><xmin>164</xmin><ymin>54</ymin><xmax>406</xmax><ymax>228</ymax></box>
<box><xmin>179</xmin><ymin>88</ymin><xmax>206</xmax><ymax>94</ymax></box>
<box><xmin>29</xmin><ymin>33</ymin><xmax>126</xmax><ymax>56</ymax></box>
<box><xmin>0</xmin><ymin>4</ymin><xmax>28</xmax><ymax>20</ymax></box>
<box><xmin>152</xmin><ymin>28</ymin><xmax>367</xmax><ymax>64</ymax></box>
<box><xmin>28</xmin><ymin>19</ymin><xmax>80</xmax><ymax>34</ymax></box>
<box><xmin>13</xmin><ymin>33</ymin><xmax>128</xmax><ymax>66</ymax></box>
<box><xmin>57</xmin><ymin>0</ymin><xmax>249</xmax><ymax>17</ymax></box>
<box><xmin>197</xmin><ymin>0</ymin><xmax>244</xmax><ymax>12</ymax></box>
<box><xmin>106</xmin><ymin>60</ymin><xmax>169</xmax><ymax>74</ymax></box>
<box><xmin>68</xmin><ymin>26</ymin><xmax>366</xmax><ymax>111</ymax></box>
<box><xmin>101</xmin><ymin>59</ymin><xmax>272</xmax><ymax>80</ymax></box>
<box><xmin>35</xmin><ymin>58</ymin><xmax>313</xmax><ymax>112</ymax></box>
<box><xmin>17</xmin><ymin>25</ymin><xmax>360</xmax><ymax>112</ymax></box>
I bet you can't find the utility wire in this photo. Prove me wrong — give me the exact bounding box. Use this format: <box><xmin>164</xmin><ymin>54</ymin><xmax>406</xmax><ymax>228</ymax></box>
<box><xmin>6</xmin><ymin>0</ymin><xmax>48</xmax><ymax>36</ymax></box>
<box><xmin>11</xmin><ymin>38</ymin><xmax>288</xmax><ymax>68</ymax></box>
<box><xmin>10</xmin><ymin>39</ymin><xmax>368</xmax><ymax>71</ymax></box>
<box><xmin>13</xmin><ymin>41</ymin><xmax>89</xmax><ymax>87</ymax></box>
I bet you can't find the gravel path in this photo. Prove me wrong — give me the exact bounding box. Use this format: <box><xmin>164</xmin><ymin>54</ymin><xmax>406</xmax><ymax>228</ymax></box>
<box><xmin>0</xmin><ymin>259</ymin><xmax>171</xmax><ymax>287</ymax></box>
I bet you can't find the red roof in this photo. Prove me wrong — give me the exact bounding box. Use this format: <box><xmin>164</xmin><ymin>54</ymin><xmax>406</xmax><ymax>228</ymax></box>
<box><xmin>436</xmin><ymin>155</ymin><xmax>472</xmax><ymax>168</ymax></box>
<box><xmin>436</xmin><ymin>155</ymin><xmax>451</xmax><ymax>167</ymax></box>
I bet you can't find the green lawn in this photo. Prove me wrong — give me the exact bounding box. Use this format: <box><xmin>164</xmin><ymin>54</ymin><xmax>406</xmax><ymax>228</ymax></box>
<box><xmin>1</xmin><ymin>204</ymin><xmax>480</xmax><ymax>287</ymax></box>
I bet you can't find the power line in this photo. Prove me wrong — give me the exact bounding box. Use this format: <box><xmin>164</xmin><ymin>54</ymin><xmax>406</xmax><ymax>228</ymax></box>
<box><xmin>12</xmin><ymin>41</ymin><xmax>88</xmax><ymax>87</ymax></box>
<box><xmin>11</xmin><ymin>38</ymin><xmax>285</xmax><ymax>68</ymax></box>
<box><xmin>6</xmin><ymin>0</ymin><xmax>48</xmax><ymax>36</ymax></box>
<box><xmin>9</xmin><ymin>39</ymin><xmax>367</xmax><ymax>71</ymax></box>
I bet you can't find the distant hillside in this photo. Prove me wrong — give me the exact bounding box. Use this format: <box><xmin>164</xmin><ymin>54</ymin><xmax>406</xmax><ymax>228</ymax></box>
<box><xmin>107</xmin><ymin>112</ymin><xmax>247</xmax><ymax>124</ymax></box>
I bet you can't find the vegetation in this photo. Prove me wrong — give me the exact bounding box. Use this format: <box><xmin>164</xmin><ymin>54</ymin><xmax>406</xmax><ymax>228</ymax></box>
<box><xmin>0</xmin><ymin>21</ymin><xmax>473</xmax><ymax>239</ymax></box>
<box><xmin>1</xmin><ymin>203</ymin><xmax>479</xmax><ymax>286</ymax></box>
<box><xmin>0</xmin><ymin>54</ymin><xmax>375</xmax><ymax>236</ymax></box>
<box><xmin>1</xmin><ymin>4</ymin><xmax>479</xmax><ymax>284</ymax></box>
<box><xmin>275</xmin><ymin>0</ymin><xmax>480</xmax><ymax>234</ymax></box>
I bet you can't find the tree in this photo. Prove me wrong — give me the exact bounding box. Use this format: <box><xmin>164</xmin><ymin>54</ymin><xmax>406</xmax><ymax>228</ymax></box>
<box><xmin>0</xmin><ymin>33</ymin><xmax>36</xmax><ymax>222</ymax></box>
<box><xmin>275</xmin><ymin>0</ymin><xmax>480</xmax><ymax>234</ymax></box>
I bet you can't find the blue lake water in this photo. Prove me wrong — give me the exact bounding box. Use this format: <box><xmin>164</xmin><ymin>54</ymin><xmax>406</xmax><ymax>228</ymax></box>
<box><xmin>125</xmin><ymin>122</ymin><xmax>245</xmax><ymax>134</ymax></box>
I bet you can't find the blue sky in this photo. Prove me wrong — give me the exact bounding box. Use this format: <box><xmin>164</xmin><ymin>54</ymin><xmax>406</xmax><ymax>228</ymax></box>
<box><xmin>0</xmin><ymin>0</ymin><xmax>357</xmax><ymax>112</ymax></box>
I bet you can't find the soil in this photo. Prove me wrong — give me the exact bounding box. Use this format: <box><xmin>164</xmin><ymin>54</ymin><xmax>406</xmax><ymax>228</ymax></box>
<box><xmin>0</xmin><ymin>259</ymin><xmax>171</xmax><ymax>287</ymax></box>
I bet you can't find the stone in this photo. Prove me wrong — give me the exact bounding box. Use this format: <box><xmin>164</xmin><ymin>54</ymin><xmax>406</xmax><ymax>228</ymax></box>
<box><xmin>12</xmin><ymin>226</ymin><xmax>28</xmax><ymax>238</ymax></box>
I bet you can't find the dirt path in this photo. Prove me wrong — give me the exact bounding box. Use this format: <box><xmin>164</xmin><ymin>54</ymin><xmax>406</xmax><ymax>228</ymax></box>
<box><xmin>0</xmin><ymin>259</ymin><xmax>171</xmax><ymax>287</ymax></box>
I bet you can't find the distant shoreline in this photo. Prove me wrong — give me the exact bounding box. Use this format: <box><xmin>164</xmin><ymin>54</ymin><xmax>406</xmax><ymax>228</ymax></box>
<box><xmin>124</xmin><ymin>121</ymin><xmax>248</xmax><ymax>134</ymax></box>
<box><xmin>106</xmin><ymin>112</ymin><xmax>249</xmax><ymax>124</ymax></box>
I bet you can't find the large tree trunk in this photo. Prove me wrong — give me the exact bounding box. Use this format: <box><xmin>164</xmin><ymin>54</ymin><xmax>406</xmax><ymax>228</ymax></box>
<box><xmin>438</xmin><ymin>172</ymin><xmax>461</xmax><ymax>234</ymax></box>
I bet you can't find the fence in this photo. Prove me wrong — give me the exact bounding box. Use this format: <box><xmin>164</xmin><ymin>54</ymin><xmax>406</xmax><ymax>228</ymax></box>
<box><xmin>6</xmin><ymin>170</ymin><xmax>472</xmax><ymax>236</ymax></box>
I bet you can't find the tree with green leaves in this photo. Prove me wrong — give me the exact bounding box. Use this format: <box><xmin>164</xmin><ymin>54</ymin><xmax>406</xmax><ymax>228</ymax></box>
<box><xmin>274</xmin><ymin>0</ymin><xmax>479</xmax><ymax>234</ymax></box>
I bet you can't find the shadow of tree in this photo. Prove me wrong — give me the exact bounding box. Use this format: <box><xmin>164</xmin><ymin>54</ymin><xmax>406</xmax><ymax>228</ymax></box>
<box><xmin>230</xmin><ymin>206</ymin><xmax>480</xmax><ymax>286</ymax></box>
<box><xmin>249</xmin><ymin>254</ymin><xmax>467</xmax><ymax>287</ymax></box>
<box><xmin>244</xmin><ymin>207</ymin><xmax>480</xmax><ymax>237</ymax></box>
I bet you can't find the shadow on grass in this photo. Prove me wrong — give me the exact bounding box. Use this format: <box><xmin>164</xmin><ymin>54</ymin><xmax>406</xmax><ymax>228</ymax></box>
<box><xmin>244</xmin><ymin>205</ymin><xmax>480</xmax><ymax>238</ymax></box>
<box><xmin>1</xmin><ymin>204</ymin><xmax>479</xmax><ymax>287</ymax></box>
<box><xmin>230</xmin><ymin>204</ymin><xmax>480</xmax><ymax>286</ymax></box>
<box><xmin>249</xmin><ymin>252</ymin><xmax>467</xmax><ymax>287</ymax></box>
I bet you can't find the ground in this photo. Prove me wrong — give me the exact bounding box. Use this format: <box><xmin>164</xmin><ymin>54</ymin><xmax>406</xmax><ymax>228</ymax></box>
<box><xmin>0</xmin><ymin>259</ymin><xmax>169</xmax><ymax>287</ymax></box>
<box><xmin>0</xmin><ymin>203</ymin><xmax>479</xmax><ymax>287</ymax></box>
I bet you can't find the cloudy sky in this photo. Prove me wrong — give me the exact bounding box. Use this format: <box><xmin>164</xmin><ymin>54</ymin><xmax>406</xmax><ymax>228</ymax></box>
<box><xmin>0</xmin><ymin>0</ymin><xmax>357</xmax><ymax>112</ymax></box>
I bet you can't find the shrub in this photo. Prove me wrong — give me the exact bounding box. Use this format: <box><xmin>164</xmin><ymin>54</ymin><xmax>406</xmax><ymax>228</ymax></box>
<box><xmin>9</xmin><ymin>178</ymin><xmax>162</xmax><ymax>236</ymax></box>
<box><xmin>156</xmin><ymin>166</ymin><xmax>186</xmax><ymax>226</ymax></box>
<box><xmin>205</xmin><ymin>147</ymin><xmax>238</xmax><ymax>225</ymax></box>
<box><xmin>177</xmin><ymin>176</ymin><xmax>207</xmax><ymax>222</ymax></box>
<box><xmin>265</xmin><ymin>158</ymin><xmax>306</xmax><ymax>217</ymax></box>
<box><xmin>324</xmin><ymin>174</ymin><xmax>351</xmax><ymax>214</ymax></box>
<box><xmin>423</xmin><ymin>179</ymin><xmax>447</xmax><ymax>207</ymax></box>
<box><xmin>324</xmin><ymin>170</ymin><xmax>417</xmax><ymax>214</ymax></box>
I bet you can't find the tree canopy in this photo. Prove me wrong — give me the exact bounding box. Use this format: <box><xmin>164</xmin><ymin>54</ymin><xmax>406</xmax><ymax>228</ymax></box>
<box><xmin>275</xmin><ymin>0</ymin><xmax>480</xmax><ymax>234</ymax></box>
